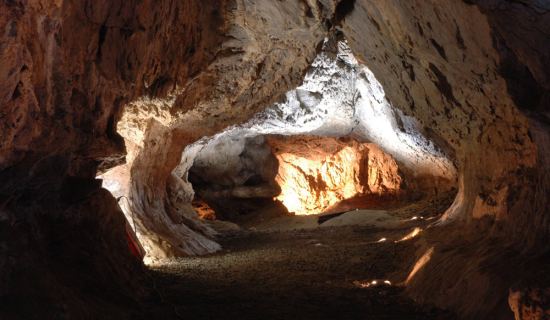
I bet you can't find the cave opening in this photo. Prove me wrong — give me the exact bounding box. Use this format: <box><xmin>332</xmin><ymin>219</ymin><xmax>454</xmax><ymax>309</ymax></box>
<box><xmin>99</xmin><ymin>39</ymin><xmax>458</xmax><ymax>262</ymax></box>
<box><xmin>87</xmin><ymin>35</ymin><xmax>468</xmax><ymax>319</ymax></box>
<box><xmin>149</xmin><ymin>39</ymin><xmax>458</xmax><ymax>241</ymax></box>
<box><xmin>187</xmin><ymin>133</ymin><xmax>441</xmax><ymax>227</ymax></box>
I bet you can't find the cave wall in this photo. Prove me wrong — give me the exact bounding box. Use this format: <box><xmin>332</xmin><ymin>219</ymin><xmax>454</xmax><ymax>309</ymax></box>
<box><xmin>342</xmin><ymin>0</ymin><xmax>537</xmax><ymax>226</ymax></box>
<box><xmin>473</xmin><ymin>0</ymin><xmax>550</xmax><ymax>118</ymax></box>
<box><xmin>0</xmin><ymin>0</ymin><xmax>223</xmax><ymax>172</ymax></box>
<box><xmin>0</xmin><ymin>0</ymin><xmax>225</xmax><ymax>316</ymax></box>
<box><xmin>340</xmin><ymin>0</ymin><xmax>549</xmax><ymax>317</ymax></box>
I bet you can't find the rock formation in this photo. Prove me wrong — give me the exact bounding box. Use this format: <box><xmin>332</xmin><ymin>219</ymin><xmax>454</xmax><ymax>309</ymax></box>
<box><xmin>267</xmin><ymin>135</ymin><xmax>402</xmax><ymax>215</ymax></box>
<box><xmin>1</xmin><ymin>0</ymin><xmax>224</xmax><ymax>315</ymax></box>
<box><xmin>340</xmin><ymin>1</ymin><xmax>549</xmax><ymax>317</ymax></box>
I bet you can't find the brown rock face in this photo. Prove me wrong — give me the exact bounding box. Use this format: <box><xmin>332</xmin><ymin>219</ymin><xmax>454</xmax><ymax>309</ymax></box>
<box><xmin>266</xmin><ymin>135</ymin><xmax>402</xmax><ymax>215</ymax></box>
<box><xmin>0</xmin><ymin>0</ymin><xmax>225</xmax><ymax>315</ymax></box>
<box><xmin>339</xmin><ymin>1</ymin><xmax>549</xmax><ymax>317</ymax></box>
<box><xmin>342</xmin><ymin>0</ymin><xmax>537</xmax><ymax>226</ymax></box>
<box><xmin>509</xmin><ymin>288</ymin><xmax>550</xmax><ymax>320</ymax></box>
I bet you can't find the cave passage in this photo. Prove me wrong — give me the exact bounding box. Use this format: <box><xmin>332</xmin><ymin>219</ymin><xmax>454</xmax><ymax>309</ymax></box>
<box><xmin>174</xmin><ymin>40</ymin><xmax>457</xmax><ymax>235</ymax></box>
<box><xmin>139</xmin><ymin>124</ymin><xmax>458</xmax><ymax>319</ymax></box>
<box><xmin>118</xmin><ymin>39</ymin><xmax>461</xmax><ymax>318</ymax></box>
<box><xmin>190</xmin><ymin>134</ymin><xmax>411</xmax><ymax>221</ymax></box>
<box><xmin>5</xmin><ymin>0</ymin><xmax>547</xmax><ymax>317</ymax></box>
<box><xmin>92</xmin><ymin>38</ymin><xmax>463</xmax><ymax>318</ymax></box>
<box><xmin>99</xmin><ymin>39</ymin><xmax>457</xmax><ymax>263</ymax></box>
<box><xmin>96</xmin><ymin>37</ymin><xmax>460</xmax><ymax>265</ymax></box>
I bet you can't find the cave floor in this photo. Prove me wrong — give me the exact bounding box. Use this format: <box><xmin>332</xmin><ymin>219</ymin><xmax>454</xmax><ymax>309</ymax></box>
<box><xmin>141</xmin><ymin>209</ymin><xmax>456</xmax><ymax>320</ymax></box>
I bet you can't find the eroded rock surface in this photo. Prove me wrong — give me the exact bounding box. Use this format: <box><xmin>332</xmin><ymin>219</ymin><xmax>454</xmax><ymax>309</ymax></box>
<box><xmin>104</xmin><ymin>0</ymin><xmax>346</xmax><ymax>262</ymax></box>
<box><xmin>1</xmin><ymin>0</ymin><xmax>224</xmax><ymax>316</ymax></box>
<box><xmin>267</xmin><ymin>135</ymin><xmax>402</xmax><ymax>215</ymax></box>
<box><xmin>162</xmin><ymin>38</ymin><xmax>456</xmax><ymax>250</ymax></box>
<box><xmin>340</xmin><ymin>1</ymin><xmax>549</xmax><ymax>317</ymax></box>
<box><xmin>509</xmin><ymin>288</ymin><xmax>550</xmax><ymax>320</ymax></box>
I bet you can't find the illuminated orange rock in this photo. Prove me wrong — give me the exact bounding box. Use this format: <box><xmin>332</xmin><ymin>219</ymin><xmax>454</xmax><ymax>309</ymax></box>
<box><xmin>192</xmin><ymin>198</ymin><xmax>217</xmax><ymax>221</ymax></box>
<box><xmin>266</xmin><ymin>135</ymin><xmax>402</xmax><ymax>215</ymax></box>
<box><xmin>509</xmin><ymin>288</ymin><xmax>550</xmax><ymax>320</ymax></box>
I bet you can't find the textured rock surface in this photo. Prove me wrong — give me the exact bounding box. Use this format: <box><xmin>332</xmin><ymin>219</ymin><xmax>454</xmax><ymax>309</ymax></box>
<box><xmin>339</xmin><ymin>0</ymin><xmax>549</xmax><ymax>318</ymax></box>
<box><xmin>0</xmin><ymin>0</ymin><xmax>225</xmax><ymax>315</ymax></box>
<box><xmin>267</xmin><ymin>135</ymin><xmax>402</xmax><ymax>215</ymax></box>
<box><xmin>174</xmin><ymin>38</ymin><xmax>455</xmax><ymax>226</ymax></box>
<box><xmin>473</xmin><ymin>0</ymin><xmax>550</xmax><ymax>118</ymax></box>
<box><xmin>343</xmin><ymin>0</ymin><xmax>537</xmax><ymax>225</ymax></box>
<box><xmin>509</xmin><ymin>288</ymin><xmax>550</xmax><ymax>320</ymax></box>
<box><xmin>186</xmin><ymin>39</ymin><xmax>457</xmax><ymax>186</ymax></box>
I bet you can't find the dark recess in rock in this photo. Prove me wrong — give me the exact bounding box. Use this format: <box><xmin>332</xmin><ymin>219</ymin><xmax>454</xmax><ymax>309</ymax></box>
<box><xmin>334</xmin><ymin>0</ymin><xmax>356</xmax><ymax>24</ymax></box>
<box><xmin>430</xmin><ymin>38</ymin><xmax>448</xmax><ymax>61</ymax></box>
<box><xmin>455</xmin><ymin>24</ymin><xmax>466</xmax><ymax>50</ymax></box>
<box><xmin>429</xmin><ymin>63</ymin><xmax>461</xmax><ymax>107</ymax></box>
<box><xmin>491</xmin><ymin>26</ymin><xmax>548</xmax><ymax>122</ymax></box>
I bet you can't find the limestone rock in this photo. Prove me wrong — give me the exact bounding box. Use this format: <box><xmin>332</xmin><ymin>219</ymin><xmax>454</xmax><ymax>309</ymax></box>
<box><xmin>267</xmin><ymin>135</ymin><xmax>402</xmax><ymax>215</ymax></box>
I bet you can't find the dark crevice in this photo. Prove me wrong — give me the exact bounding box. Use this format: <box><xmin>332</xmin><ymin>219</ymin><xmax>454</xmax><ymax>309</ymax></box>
<box><xmin>96</xmin><ymin>24</ymin><xmax>108</xmax><ymax>61</ymax></box>
<box><xmin>11</xmin><ymin>81</ymin><xmax>23</xmax><ymax>100</ymax></box>
<box><xmin>492</xmin><ymin>31</ymin><xmax>546</xmax><ymax>114</ymax></box>
<box><xmin>430</xmin><ymin>38</ymin><xmax>448</xmax><ymax>61</ymax></box>
<box><xmin>370</xmin><ymin>16</ymin><xmax>381</xmax><ymax>31</ymax></box>
<box><xmin>455</xmin><ymin>24</ymin><xmax>466</xmax><ymax>50</ymax></box>
<box><xmin>318</xmin><ymin>211</ymin><xmax>346</xmax><ymax>224</ymax></box>
<box><xmin>148</xmin><ymin>76</ymin><xmax>173</xmax><ymax>97</ymax></box>
<box><xmin>334</xmin><ymin>0</ymin><xmax>356</xmax><ymax>25</ymax></box>
<box><xmin>429</xmin><ymin>63</ymin><xmax>461</xmax><ymax>106</ymax></box>
<box><xmin>402</xmin><ymin>59</ymin><xmax>416</xmax><ymax>81</ymax></box>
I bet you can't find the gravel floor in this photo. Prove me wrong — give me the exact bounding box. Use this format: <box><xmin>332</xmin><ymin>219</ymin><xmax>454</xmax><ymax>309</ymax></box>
<box><xmin>140</xmin><ymin>217</ymin><xmax>456</xmax><ymax>319</ymax></box>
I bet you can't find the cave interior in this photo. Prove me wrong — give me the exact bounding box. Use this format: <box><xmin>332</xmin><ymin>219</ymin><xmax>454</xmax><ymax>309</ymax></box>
<box><xmin>1</xmin><ymin>0</ymin><xmax>549</xmax><ymax>319</ymax></box>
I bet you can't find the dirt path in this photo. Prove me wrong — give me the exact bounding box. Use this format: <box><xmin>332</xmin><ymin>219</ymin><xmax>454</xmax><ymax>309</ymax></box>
<box><xmin>140</xmin><ymin>218</ymin><xmax>455</xmax><ymax>319</ymax></box>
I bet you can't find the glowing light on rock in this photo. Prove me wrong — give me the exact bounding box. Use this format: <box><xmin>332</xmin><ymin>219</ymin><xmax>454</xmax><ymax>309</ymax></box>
<box><xmin>377</xmin><ymin>237</ymin><xmax>387</xmax><ymax>243</ymax></box>
<box><xmin>179</xmin><ymin>39</ymin><xmax>456</xmax><ymax>224</ymax></box>
<box><xmin>397</xmin><ymin>227</ymin><xmax>422</xmax><ymax>242</ymax></box>
<box><xmin>353</xmin><ymin>279</ymin><xmax>393</xmax><ymax>288</ymax></box>
<box><xmin>282</xmin><ymin>191</ymin><xmax>303</xmax><ymax>214</ymax></box>
<box><xmin>354</xmin><ymin>66</ymin><xmax>456</xmax><ymax>182</ymax></box>
<box><xmin>273</xmin><ymin>149</ymin><xmax>361</xmax><ymax>215</ymax></box>
<box><xmin>268</xmin><ymin>135</ymin><xmax>402</xmax><ymax>215</ymax></box>
<box><xmin>406</xmin><ymin>247</ymin><xmax>434</xmax><ymax>285</ymax></box>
